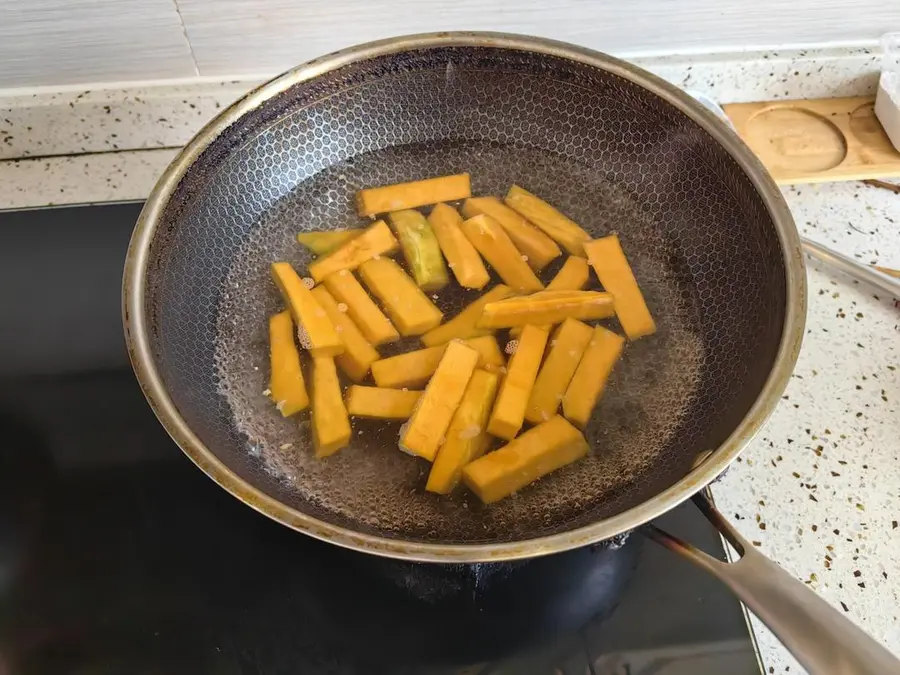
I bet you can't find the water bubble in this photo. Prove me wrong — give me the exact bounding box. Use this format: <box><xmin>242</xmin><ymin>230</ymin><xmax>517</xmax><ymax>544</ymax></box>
<box><xmin>521</xmin><ymin>255</ymin><xmax>529</xmax><ymax>262</ymax></box>
<box><xmin>337</xmin><ymin>302</ymin><xmax>348</xmax><ymax>313</ymax></box>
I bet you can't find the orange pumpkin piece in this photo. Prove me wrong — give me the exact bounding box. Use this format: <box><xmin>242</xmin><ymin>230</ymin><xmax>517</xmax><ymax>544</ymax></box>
<box><xmin>399</xmin><ymin>341</ymin><xmax>480</xmax><ymax>461</ymax></box>
<box><xmin>427</xmin><ymin>203</ymin><xmax>490</xmax><ymax>289</ymax></box>
<box><xmin>308</xmin><ymin>220</ymin><xmax>399</xmax><ymax>282</ymax></box>
<box><xmin>311</xmin><ymin>356</ymin><xmax>351</xmax><ymax>458</ymax></box>
<box><xmin>357</xmin><ymin>173</ymin><xmax>471</xmax><ymax>216</ymax></box>
<box><xmin>583</xmin><ymin>234</ymin><xmax>656</xmax><ymax>340</ymax></box>
<box><xmin>509</xmin><ymin>256</ymin><xmax>592</xmax><ymax>337</ymax></box>
<box><xmin>459</xmin><ymin>214</ymin><xmax>544</xmax><ymax>292</ymax></box>
<box><xmin>504</xmin><ymin>185</ymin><xmax>591</xmax><ymax>256</ymax></box>
<box><xmin>477</xmin><ymin>290</ymin><xmax>614</xmax><ymax>329</ymax></box>
<box><xmin>310</xmin><ymin>285</ymin><xmax>379</xmax><ymax>382</ymax></box>
<box><xmin>357</xmin><ymin>258</ymin><xmax>443</xmax><ymax>336</ymax></box>
<box><xmin>463</xmin><ymin>335</ymin><xmax>506</xmax><ymax>374</ymax></box>
<box><xmin>562</xmin><ymin>325</ymin><xmax>625</xmax><ymax>428</ymax></box>
<box><xmin>371</xmin><ymin>336</ymin><xmax>503</xmax><ymax>389</ymax></box>
<box><xmin>371</xmin><ymin>346</ymin><xmax>445</xmax><ymax>389</ymax></box>
<box><xmin>526</xmin><ymin>318</ymin><xmax>593</xmax><ymax>424</ymax></box>
<box><xmin>486</xmin><ymin>324</ymin><xmax>550</xmax><ymax>440</ymax></box>
<box><xmin>426</xmin><ymin>369</ymin><xmax>500</xmax><ymax>494</ymax></box>
<box><xmin>322</xmin><ymin>270</ymin><xmax>399</xmax><ymax>346</ymax></box>
<box><xmin>462</xmin><ymin>196</ymin><xmax>561</xmax><ymax>271</ymax></box>
<box><xmin>463</xmin><ymin>415</ymin><xmax>589</xmax><ymax>504</ymax></box>
<box><xmin>547</xmin><ymin>256</ymin><xmax>590</xmax><ymax>291</ymax></box>
<box><xmin>345</xmin><ymin>386</ymin><xmax>422</xmax><ymax>420</ymax></box>
<box><xmin>270</xmin><ymin>262</ymin><xmax>343</xmax><ymax>357</ymax></box>
<box><xmin>268</xmin><ymin>310</ymin><xmax>310</xmax><ymax>416</ymax></box>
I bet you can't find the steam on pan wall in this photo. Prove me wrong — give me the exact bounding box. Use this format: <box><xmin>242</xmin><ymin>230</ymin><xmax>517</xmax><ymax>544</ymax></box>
<box><xmin>0</xmin><ymin>0</ymin><xmax>897</xmax><ymax>89</ymax></box>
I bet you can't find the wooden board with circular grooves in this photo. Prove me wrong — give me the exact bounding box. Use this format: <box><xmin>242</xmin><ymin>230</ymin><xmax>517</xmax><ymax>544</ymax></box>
<box><xmin>724</xmin><ymin>96</ymin><xmax>900</xmax><ymax>184</ymax></box>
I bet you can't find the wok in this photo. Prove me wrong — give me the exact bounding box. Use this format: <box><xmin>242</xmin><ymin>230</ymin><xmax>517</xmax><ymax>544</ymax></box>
<box><xmin>122</xmin><ymin>32</ymin><xmax>899</xmax><ymax>674</ymax></box>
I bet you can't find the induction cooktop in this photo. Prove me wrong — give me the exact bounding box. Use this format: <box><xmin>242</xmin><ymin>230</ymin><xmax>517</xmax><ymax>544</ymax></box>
<box><xmin>0</xmin><ymin>202</ymin><xmax>762</xmax><ymax>675</ymax></box>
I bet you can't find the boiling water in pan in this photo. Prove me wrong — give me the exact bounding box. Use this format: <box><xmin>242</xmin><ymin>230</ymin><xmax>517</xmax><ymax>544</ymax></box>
<box><xmin>214</xmin><ymin>139</ymin><xmax>703</xmax><ymax>543</ymax></box>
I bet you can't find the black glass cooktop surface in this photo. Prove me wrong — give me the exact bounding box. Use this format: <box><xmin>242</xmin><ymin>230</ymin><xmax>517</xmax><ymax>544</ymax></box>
<box><xmin>0</xmin><ymin>203</ymin><xmax>762</xmax><ymax>675</ymax></box>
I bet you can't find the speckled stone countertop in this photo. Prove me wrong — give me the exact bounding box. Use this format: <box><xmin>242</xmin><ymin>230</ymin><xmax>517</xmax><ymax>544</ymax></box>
<box><xmin>717</xmin><ymin>180</ymin><xmax>900</xmax><ymax>673</ymax></box>
<box><xmin>0</xmin><ymin>44</ymin><xmax>883</xmax><ymax>209</ymax></box>
<box><xmin>0</xmin><ymin>45</ymin><xmax>897</xmax><ymax>675</ymax></box>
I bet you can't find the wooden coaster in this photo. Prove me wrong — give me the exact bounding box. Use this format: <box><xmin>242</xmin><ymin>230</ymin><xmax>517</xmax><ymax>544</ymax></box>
<box><xmin>723</xmin><ymin>96</ymin><xmax>900</xmax><ymax>185</ymax></box>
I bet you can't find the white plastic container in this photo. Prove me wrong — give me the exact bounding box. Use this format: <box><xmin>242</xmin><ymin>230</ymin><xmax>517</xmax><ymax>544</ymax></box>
<box><xmin>874</xmin><ymin>32</ymin><xmax>900</xmax><ymax>152</ymax></box>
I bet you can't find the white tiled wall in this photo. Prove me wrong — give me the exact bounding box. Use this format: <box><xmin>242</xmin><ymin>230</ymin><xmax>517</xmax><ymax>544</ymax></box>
<box><xmin>0</xmin><ymin>0</ymin><xmax>897</xmax><ymax>89</ymax></box>
<box><xmin>176</xmin><ymin>0</ymin><xmax>900</xmax><ymax>76</ymax></box>
<box><xmin>0</xmin><ymin>0</ymin><xmax>196</xmax><ymax>88</ymax></box>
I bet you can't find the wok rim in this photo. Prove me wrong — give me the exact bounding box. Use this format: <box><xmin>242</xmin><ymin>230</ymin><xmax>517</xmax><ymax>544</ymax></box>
<box><xmin>122</xmin><ymin>31</ymin><xmax>807</xmax><ymax>563</ymax></box>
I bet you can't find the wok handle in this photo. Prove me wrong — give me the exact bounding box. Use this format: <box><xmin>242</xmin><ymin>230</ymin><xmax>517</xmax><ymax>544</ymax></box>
<box><xmin>801</xmin><ymin>237</ymin><xmax>900</xmax><ymax>299</ymax></box>
<box><xmin>643</xmin><ymin>492</ymin><xmax>900</xmax><ymax>675</ymax></box>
